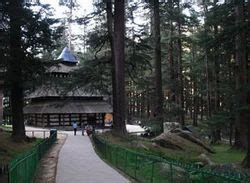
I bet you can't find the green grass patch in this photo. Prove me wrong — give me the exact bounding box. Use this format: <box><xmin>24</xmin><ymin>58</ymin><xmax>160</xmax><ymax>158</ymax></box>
<box><xmin>210</xmin><ymin>144</ymin><xmax>246</xmax><ymax>164</ymax></box>
<box><xmin>94</xmin><ymin>134</ymin><xmax>250</xmax><ymax>183</ymax></box>
<box><xmin>99</xmin><ymin>133</ymin><xmax>247</xmax><ymax>165</ymax></box>
<box><xmin>0</xmin><ymin>131</ymin><xmax>42</xmax><ymax>164</ymax></box>
<box><xmin>99</xmin><ymin>133</ymin><xmax>201</xmax><ymax>163</ymax></box>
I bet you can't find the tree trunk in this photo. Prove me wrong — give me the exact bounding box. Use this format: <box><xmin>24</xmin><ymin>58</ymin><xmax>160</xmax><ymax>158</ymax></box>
<box><xmin>152</xmin><ymin>0</ymin><xmax>163</xmax><ymax>132</ymax></box>
<box><xmin>234</xmin><ymin>0</ymin><xmax>248</xmax><ymax>150</ymax></box>
<box><xmin>0</xmin><ymin>82</ymin><xmax>4</xmax><ymax>125</ymax></box>
<box><xmin>212</xmin><ymin>3</ymin><xmax>221</xmax><ymax>143</ymax></box>
<box><xmin>213</xmin><ymin>26</ymin><xmax>220</xmax><ymax>113</ymax></box>
<box><xmin>113</xmin><ymin>0</ymin><xmax>126</xmax><ymax>135</ymax></box>
<box><xmin>132</xmin><ymin>92</ymin><xmax>136</xmax><ymax>117</ymax></box>
<box><xmin>106</xmin><ymin>0</ymin><xmax>116</xmax><ymax>122</ymax></box>
<box><xmin>193</xmin><ymin>81</ymin><xmax>198</xmax><ymax>126</ymax></box>
<box><xmin>200</xmin><ymin>97</ymin><xmax>204</xmax><ymax>121</ymax></box>
<box><xmin>141</xmin><ymin>92</ymin><xmax>145</xmax><ymax>119</ymax></box>
<box><xmin>127</xmin><ymin>90</ymin><xmax>132</xmax><ymax>122</ymax></box>
<box><xmin>191</xmin><ymin>34</ymin><xmax>198</xmax><ymax>126</ymax></box>
<box><xmin>9</xmin><ymin>0</ymin><xmax>25</xmax><ymax>140</ymax></box>
<box><xmin>229</xmin><ymin>122</ymin><xmax>233</xmax><ymax>146</ymax></box>
<box><xmin>146</xmin><ymin>89</ymin><xmax>150</xmax><ymax>118</ymax></box>
<box><xmin>177</xmin><ymin>0</ymin><xmax>185</xmax><ymax>126</ymax></box>
<box><xmin>203</xmin><ymin>4</ymin><xmax>212</xmax><ymax>119</ymax></box>
<box><xmin>233</xmin><ymin>0</ymin><xmax>249</xmax><ymax>167</ymax></box>
<box><xmin>168</xmin><ymin>0</ymin><xmax>176</xmax><ymax>104</ymax></box>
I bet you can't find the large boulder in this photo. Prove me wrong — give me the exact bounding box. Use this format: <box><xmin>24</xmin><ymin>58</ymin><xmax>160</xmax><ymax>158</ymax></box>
<box><xmin>152</xmin><ymin>127</ymin><xmax>214</xmax><ymax>153</ymax></box>
<box><xmin>171</xmin><ymin>128</ymin><xmax>215</xmax><ymax>153</ymax></box>
<box><xmin>152</xmin><ymin>133</ymin><xmax>188</xmax><ymax>150</ymax></box>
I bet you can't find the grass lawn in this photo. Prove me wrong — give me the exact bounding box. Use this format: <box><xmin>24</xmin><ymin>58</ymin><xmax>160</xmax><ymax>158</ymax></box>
<box><xmin>0</xmin><ymin>130</ymin><xmax>42</xmax><ymax>164</ymax></box>
<box><xmin>210</xmin><ymin>144</ymin><xmax>246</xmax><ymax>164</ymax></box>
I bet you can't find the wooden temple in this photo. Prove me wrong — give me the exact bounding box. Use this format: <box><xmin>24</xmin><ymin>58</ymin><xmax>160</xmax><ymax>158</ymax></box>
<box><xmin>23</xmin><ymin>47</ymin><xmax>112</xmax><ymax>128</ymax></box>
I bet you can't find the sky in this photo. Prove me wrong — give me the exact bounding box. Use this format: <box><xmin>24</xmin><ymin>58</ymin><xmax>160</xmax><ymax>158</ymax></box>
<box><xmin>38</xmin><ymin>0</ymin><xmax>149</xmax><ymax>52</ymax></box>
<box><xmin>37</xmin><ymin>0</ymin><xmax>203</xmax><ymax>52</ymax></box>
<box><xmin>39</xmin><ymin>0</ymin><xmax>95</xmax><ymax>52</ymax></box>
<box><xmin>41</xmin><ymin>0</ymin><xmax>94</xmax><ymax>17</ymax></box>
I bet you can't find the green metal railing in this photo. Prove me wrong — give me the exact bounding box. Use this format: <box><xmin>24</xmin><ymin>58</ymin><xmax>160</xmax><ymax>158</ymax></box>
<box><xmin>93</xmin><ymin>135</ymin><xmax>250</xmax><ymax>183</ymax></box>
<box><xmin>8</xmin><ymin>132</ymin><xmax>56</xmax><ymax>183</ymax></box>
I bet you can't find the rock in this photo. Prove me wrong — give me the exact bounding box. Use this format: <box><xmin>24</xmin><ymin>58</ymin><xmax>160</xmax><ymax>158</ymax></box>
<box><xmin>130</xmin><ymin>140</ymin><xmax>149</xmax><ymax>151</ymax></box>
<box><xmin>152</xmin><ymin>129</ymin><xmax>214</xmax><ymax>154</ymax></box>
<box><xmin>151</xmin><ymin>142</ymin><xmax>159</xmax><ymax>148</ymax></box>
<box><xmin>152</xmin><ymin>133</ymin><xmax>184</xmax><ymax>150</ymax></box>
<box><xmin>163</xmin><ymin>122</ymin><xmax>180</xmax><ymax>133</ymax></box>
<box><xmin>171</xmin><ymin>128</ymin><xmax>215</xmax><ymax>153</ymax></box>
<box><xmin>160</xmin><ymin>162</ymin><xmax>186</xmax><ymax>174</ymax></box>
<box><xmin>198</xmin><ymin>153</ymin><xmax>215</xmax><ymax>166</ymax></box>
<box><xmin>155</xmin><ymin>139</ymin><xmax>183</xmax><ymax>150</ymax></box>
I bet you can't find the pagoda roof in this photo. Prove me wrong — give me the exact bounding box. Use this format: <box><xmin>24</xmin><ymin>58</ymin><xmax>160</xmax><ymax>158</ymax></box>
<box><xmin>48</xmin><ymin>63</ymin><xmax>79</xmax><ymax>73</ymax></box>
<box><xmin>57</xmin><ymin>47</ymin><xmax>77</xmax><ymax>63</ymax></box>
<box><xmin>26</xmin><ymin>85</ymin><xmax>103</xmax><ymax>99</ymax></box>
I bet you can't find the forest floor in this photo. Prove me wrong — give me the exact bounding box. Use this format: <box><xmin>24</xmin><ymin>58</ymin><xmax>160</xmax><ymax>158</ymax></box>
<box><xmin>0</xmin><ymin>128</ymin><xmax>42</xmax><ymax>164</ymax></box>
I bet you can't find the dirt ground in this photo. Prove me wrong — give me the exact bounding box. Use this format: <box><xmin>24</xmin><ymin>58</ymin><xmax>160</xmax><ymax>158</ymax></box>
<box><xmin>34</xmin><ymin>133</ymin><xmax>67</xmax><ymax>183</ymax></box>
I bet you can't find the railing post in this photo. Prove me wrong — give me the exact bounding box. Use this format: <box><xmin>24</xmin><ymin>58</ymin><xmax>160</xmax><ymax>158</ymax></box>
<box><xmin>115</xmin><ymin>147</ymin><xmax>118</xmax><ymax>167</ymax></box>
<box><xmin>150</xmin><ymin>160</ymin><xmax>155</xmax><ymax>183</ymax></box>
<box><xmin>135</xmin><ymin>154</ymin><xmax>138</xmax><ymax>179</ymax></box>
<box><xmin>170</xmin><ymin>162</ymin><xmax>173</xmax><ymax>183</ymax></box>
<box><xmin>124</xmin><ymin>151</ymin><xmax>127</xmax><ymax>172</ymax></box>
<box><xmin>104</xmin><ymin>141</ymin><xmax>107</xmax><ymax>159</ymax></box>
<box><xmin>8</xmin><ymin>167</ymin><xmax>10</xmax><ymax>183</ymax></box>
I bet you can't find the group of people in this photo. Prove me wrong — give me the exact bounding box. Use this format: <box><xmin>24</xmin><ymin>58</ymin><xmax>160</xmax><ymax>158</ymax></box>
<box><xmin>72</xmin><ymin>122</ymin><xmax>94</xmax><ymax>136</ymax></box>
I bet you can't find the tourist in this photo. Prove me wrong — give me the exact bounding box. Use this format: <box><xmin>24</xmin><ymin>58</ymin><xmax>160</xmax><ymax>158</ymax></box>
<box><xmin>81</xmin><ymin>123</ymin><xmax>85</xmax><ymax>136</ymax></box>
<box><xmin>86</xmin><ymin>125</ymin><xmax>93</xmax><ymax>136</ymax></box>
<box><xmin>73</xmin><ymin>121</ymin><xmax>78</xmax><ymax>136</ymax></box>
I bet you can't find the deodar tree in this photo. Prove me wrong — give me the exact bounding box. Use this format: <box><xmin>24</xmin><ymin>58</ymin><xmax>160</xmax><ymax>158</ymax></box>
<box><xmin>5</xmin><ymin>0</ymin><xmax>62</xmax><ymax>140</ymax></box>
<box><xmin>152</xmin><ymin>0</ymin><xmax>163</xmax><ymax>132</ymax></box>
<box><xmin>113</xmin><ymin>0</ymin><xmax>127</xmax><ymax>135</ymax></box>
<box><xmin>9</xmin><ymin>0</ymin><xmax>25</xmax><ymax>140</ymax></box>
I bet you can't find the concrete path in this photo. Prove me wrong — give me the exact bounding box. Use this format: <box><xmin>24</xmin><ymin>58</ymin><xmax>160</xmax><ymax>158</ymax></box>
<box><xmin>56</xmin><ymin>132</ymin><xmax>128</xmax><ymax>183</ymax></box>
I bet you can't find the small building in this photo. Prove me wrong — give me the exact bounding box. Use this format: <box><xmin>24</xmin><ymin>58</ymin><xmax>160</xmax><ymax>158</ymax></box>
<box><xmin>23</xmin><ymin>47</ymin><xmax>112</xmax><ymax>128</ymax></box>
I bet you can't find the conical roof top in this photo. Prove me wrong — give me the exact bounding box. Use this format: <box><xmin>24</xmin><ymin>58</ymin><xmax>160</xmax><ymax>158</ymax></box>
<box><xmin>57</xmin><ymin>47</ymin><xmax>77</xmax><ymax>63</ymax></box>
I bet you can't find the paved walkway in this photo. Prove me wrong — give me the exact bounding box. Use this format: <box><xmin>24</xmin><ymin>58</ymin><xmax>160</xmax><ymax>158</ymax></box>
<box><xmin>56</xmin><ymin>131</ymin><xmax>128</xmax><ymax>183</ymax></box>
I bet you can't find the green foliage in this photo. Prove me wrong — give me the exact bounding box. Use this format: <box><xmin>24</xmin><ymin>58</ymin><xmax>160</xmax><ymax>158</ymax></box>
<box><xmin>1</xmin><ymin>1</ymin><xmax>64</xmax><ymax>92</ymax></box>
<box><xmin>205</xmin><ymin>111</ymin><xmax>234</xmax><ymax>130</ymax></box>
<box><xmin>70</xmin><ymin>56</ymin><xmax>113</xmax><ymax>95</ymax></box>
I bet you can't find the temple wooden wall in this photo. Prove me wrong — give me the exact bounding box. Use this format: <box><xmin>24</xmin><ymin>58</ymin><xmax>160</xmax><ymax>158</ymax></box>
<box><xmin>25</xmin><ymin>113</ymin><xmax>105</xmax><ymax>127</ymax></box>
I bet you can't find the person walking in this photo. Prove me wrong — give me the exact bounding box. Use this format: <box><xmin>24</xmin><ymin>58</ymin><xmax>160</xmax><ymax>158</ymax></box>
<box><xmin>72</xmin><ymin>121</ymin><xmax>78</xmax><ymax>136</ymax></box>
<box><xmin>81</xmin><ymin>123</ymin><xmax>85</xmax><ymax>136</ymax></box>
